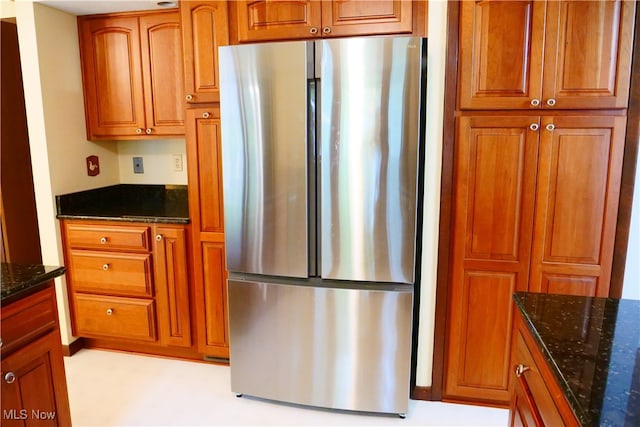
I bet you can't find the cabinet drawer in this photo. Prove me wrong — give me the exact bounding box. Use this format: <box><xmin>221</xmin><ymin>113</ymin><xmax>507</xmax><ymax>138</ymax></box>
<box><xmin>66</xmin><ymin>223</ymin><xmax>151</xmax><ymax>251</ymax></box>
<box><xmin>514</xmin><ymin>331</ymin><xmax>564</xmax><ymax>426</ymax></box>
<box><xmin>1</xmin><ymin>286</ymin><xmax>57</xmax><ymax>356</ymax></box>
<box><xmin>74</xmin><ymin>294</ymin><xmax>156</xmax><ymax>342</ymax></box>
<box><xmin>70</xmin><ymin>250</ymin><xmax>153</xmax><ymax>297</ymax></box>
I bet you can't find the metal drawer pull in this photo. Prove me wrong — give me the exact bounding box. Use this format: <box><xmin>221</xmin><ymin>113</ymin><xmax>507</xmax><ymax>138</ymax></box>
<box><xmin>322</xmin><ymin>26</ymin><xmax>331</xmax><ymax>34</ymax></box>
<box><xmin>100</xmin><ymin>237</ymin><xmax>108</xmax><ymax>244</ymax></box>
<box><xmin>530</xmin><ymin>98</ymin><xmax>540</xmax><ymax>107</ymax></box>
<box><xmin>4</xmin><ymin>372</ymin><xmax>16</xmax><ymax>384</ymax></box>
<box><xmin>545</xmin><ymin>123</ymin><xmax>555</xmax><ymax>132</ymax></box>
<box><xmin>145</xmin><ymin>128</ymin><xmax>152</xmax><ymax>134</ymax></box>
<box><xmin>186</xmin><ymin>94</ymin><xmax>194</xmax><ymax>101</ymax></box>
<box><xmin>102</xmin><ymin>263</ymin><xmax>110</xmax><ymax>271</ymax></box>
<box><xmin>514</xmin><ymin>364</ymin><xmax>530</xmax><ymax>377</ymax></box>
<box><xmin>106</xmin><ymin>308</ymin><xmax>114</xmax><ymax>316</ymax></box>
<box><xmin>136</xmin><ymin>128</ymin><xmax>143</xmax><ymax>134</ymax></box>
<box><xmin>202</xmin><ymin>112</ymin><xmax>210</xmax><ymax>119</ymax></box>
<box><xmin>310</xmin><ymin>27</ymin><xmax>318</xmax><ymax>34</ymax></box>
<box><xmin>546</xmin><ymin>98</ymin><xmax>557</xmax><ymax>107</ymax></box>
<box><xmin>155</xmin><ymin>234</ymin><xmax>163</xmax><ymax>242</ymax></box>
<box><xmin>529</xmin><ymin>123</ymin><xmax>539</xmax><ymax>131</ymax></box>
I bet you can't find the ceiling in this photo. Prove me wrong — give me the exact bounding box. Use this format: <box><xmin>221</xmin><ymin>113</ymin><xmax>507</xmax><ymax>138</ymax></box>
<box><xmin>35</xmin><ymin>0</ymin><xmax>176</xmax><ymax>16</ymax></box>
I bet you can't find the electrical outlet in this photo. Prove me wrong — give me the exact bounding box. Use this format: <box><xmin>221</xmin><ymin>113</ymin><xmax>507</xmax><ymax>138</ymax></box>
<box><xmin>133</xmin><ymin>156</ymin><xmax>144</xmax><ymax>174</ymax></box>
<box><xmin>172</xmin><ymin>154</ymin><xmax>183</xmax><ymax>172</ymax></box>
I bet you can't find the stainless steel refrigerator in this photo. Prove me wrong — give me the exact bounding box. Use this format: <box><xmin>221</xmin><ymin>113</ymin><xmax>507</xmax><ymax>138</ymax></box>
<box><xmin>218</xmin><ymin>36</ymin><xmax>426</xmax><ymax>417</ymax></box>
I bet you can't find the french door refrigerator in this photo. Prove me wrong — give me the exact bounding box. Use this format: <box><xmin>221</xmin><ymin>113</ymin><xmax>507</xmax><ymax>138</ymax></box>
<box><xmin>219</xmin><ymin>36</ymin><xmax>426</xmax><ymax>416</ymax></box>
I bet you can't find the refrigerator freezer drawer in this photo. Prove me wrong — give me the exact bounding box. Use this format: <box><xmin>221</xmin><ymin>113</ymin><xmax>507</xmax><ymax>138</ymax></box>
<box><xmin>228</xmin><ymin>279</ymin><xmax>413</xmax><ymax>415</ymax></box>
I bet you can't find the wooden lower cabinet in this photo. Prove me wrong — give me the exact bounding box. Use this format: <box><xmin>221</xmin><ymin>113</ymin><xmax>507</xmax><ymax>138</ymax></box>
<box><xmin>509</xmin><ymin>311</ymin><xmax>579</xmax><ymax>426</ymax></box>
<box><xmin>1</xmin><ymin>286</ymin><xmax>72</xmax><ymax>427</ymax></box>
<box><xmin>445</xmin><ymin>114</ymin><xmax>626</xmax><ymax>403</ymax></box>
<box><xmin>185</xmin><ymin>107</ymin><xmax>229</xmax><ymax>359</ymax></box>
<box><xmin>62</xmin><ymin>220</ymin><xmax>197</xmax><ymax>357</ymax></box>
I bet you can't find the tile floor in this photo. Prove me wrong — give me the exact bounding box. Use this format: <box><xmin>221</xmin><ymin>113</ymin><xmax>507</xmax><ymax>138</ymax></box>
<box><xmin>64</xmin><ymin>349</ymin><xmax>508</xmax><ymax>426</ymax></box>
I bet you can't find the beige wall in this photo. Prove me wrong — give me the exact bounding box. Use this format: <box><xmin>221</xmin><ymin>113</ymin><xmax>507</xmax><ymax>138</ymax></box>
<box><xmin>118</xmin><ymin>139</ymin><xmax>188</xmax><ymax>185</ymax></box>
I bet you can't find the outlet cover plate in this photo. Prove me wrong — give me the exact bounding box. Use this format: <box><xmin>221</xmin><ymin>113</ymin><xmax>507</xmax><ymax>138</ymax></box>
<box><xmin>133</xmin><ymin>157</ymin><xmax>144</xmax><ymax>174</ymax></box>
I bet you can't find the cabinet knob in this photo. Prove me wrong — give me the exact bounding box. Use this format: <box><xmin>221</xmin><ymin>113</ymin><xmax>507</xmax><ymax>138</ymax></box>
<box><xmin>545</xmin><ymin>123</ymin><xmax>555</xmax><ymax>132</ymax></box>
<box><xmin>310</xmin><ymin>27</ymin><xmax>318</xmax><ymax>35</ymax></box>
<box><xmin>530</xmin><ymin>98</ymin><xmax>540</xmax><ymax>107</ymax></box>
<box><xmin>202</xmin><ymin>112</ymin><xmax>210</xmax><ymax>119</ymax></box>
<box><xmin>322</xmin><ymin>26</ymin><xmax>331</xmax><ymax>34</ymax></box>
<box><xmin>155</xmin><ymin>234</ymin><xmax>163</xmax><ymax>242</ymax></box>
<box><xmin>106</xmin><ymin>308</ymin><xmax>114</xmax><ymax>316</ymax></box>
<box><xmin>136</xmin><ymin>128</ymin><xmax>143</xmax><ymax>134</ymax></box>
<box><xmin>102</xmin><ymin>263</ymin><xmax>110</xmax><ymax>271</ymax></box>
<box><xmin>145</xmin><ymin>128</ymin><xmax>152</xmax><ymax>135</ymax></box>
<box><xmin>4</xmin><ymin>372</ymin><xmax>16</xmax><ymax>384</ymax></box>
<box><xmin>546</xmin><ymin>98</ymin><xmax>557</xmax><ymax>107</ymax></box>
<box><xmin>529</xmin><ymin>123</ymin><xmax>539</xmax><ymax>131</ymax></box>
<box><xmin>100</xmin><ymin>237</ymin><xmax>108</xmax><ymax>244</ymax></box>
<box><xmin>514</xmin><ymin>364</ymin><xmax>530</xmax><ymax>377</ymax></box>
<box><xmin>186</xmin><ymin>94</ymin><xmax>194</xmax><ymax>101</ymax></box>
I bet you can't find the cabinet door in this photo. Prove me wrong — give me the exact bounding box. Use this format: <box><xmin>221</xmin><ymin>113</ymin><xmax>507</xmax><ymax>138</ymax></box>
<box><xmin>181</xmin><ymin>1</ymin><xmax>229</xmax><ymax>104</ymax></box>
<box><xmin>458</xmin><ymin>1</ymin><xmax>546</xmax><ymax>110</ymax></box>
<box><xmin>0</xmin><ymin>332</ymin><xmax>72</xmax><ymax>427</ymax></box>
<box><xmin>445</xmin><ymin>116</ymin><xmax>540</xmax><ymax>403</ymax></box>
<box><xmin>542</xmin><ymin>0</ymin><xmax>635</xmax><ymax>109</ymax></box>
<box><xmin>154</xmin><ymin>225</ymin><xmax>192</xmax><ymax>348</ymax></box>
<box><xmin>139</xmin><ymin>12</ymin><xmax>185</xmax><ymax>136</ymax></box>
<box><xmin>78</xmin><ymin>16</ymin><xmax>146</xmax><ymax>138</ymax></box>
<box><xmin>321</xmin><ymin>0</ymin><xmax>412</xmax><ymax>37</ymax></box>
<box><xmin>186</xmin><ymin>108</ymin><xmax>224</xmax><ymax>234</ymax></box>
<box><xmin>234</xmin><ymin>0</ymin><xmax>322</xmax><ymax>42</ymax></box>
<box><xmin>529</xmin><ymin>116</ymin><xmax>626</xmax><ymax>297</ymax></box>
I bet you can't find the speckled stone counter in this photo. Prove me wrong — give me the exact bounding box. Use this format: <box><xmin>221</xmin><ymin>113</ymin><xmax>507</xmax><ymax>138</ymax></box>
<box><xmin>1</xmin><ymin>262</ymin><xmax>65</xmax><ymax>305</ymax></box>
<box><xmin>514</xmin><ymin>292</ymin><xmax>640</xmax><ymax>427</ymax></box>
<box><xmin>56</xmin><ymin>184</ymin><xmax>189</xmax><ymax>224</ymax></box>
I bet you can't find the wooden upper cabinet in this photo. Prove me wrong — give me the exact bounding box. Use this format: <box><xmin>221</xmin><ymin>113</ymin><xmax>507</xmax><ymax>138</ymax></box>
<box><xmin>529</xmin><ymin>115</ymin><xmax>626</xmax><ymax>297</ymax></box>
<box><xmin>79</xmin><ymin>16</ymin><xmax>146</xmax><ymax>137</ymax></box>
<box><xmin>139</xmin><ymin>13</ymin><xmax>185</xmax><ymax>136</ymax></box>
<box><xmin>235</xmin><ymin>0</ymin><xmax>321</xmax><ymax>42</ymax></box>
<box><xmin>233</xmin><ymin>0</ymin><xmax>421</xmax><ymax>43</ymax></box>
<box><xmin>458</xmin><ymin>0</ymin><xmax>635</xmax><ymax>110</ymax></box>
<box><xmin>78</xmin><ymin>11</ymin><xmax>184</xmax><ymax>140</ymax></box>
<box><xmin>181</xmin><ymin>1</ymin><xmax>229</xmax><ymax>103</ymax></box>
<box><xmin>321</xmin><ymin>0</ymin><xmax>413</xmax><ymax>37</ymax></box>
<box><xmin>542</xmin><ymin>0</ymin><xmax>635</xmax><ymax>109</ymax></box>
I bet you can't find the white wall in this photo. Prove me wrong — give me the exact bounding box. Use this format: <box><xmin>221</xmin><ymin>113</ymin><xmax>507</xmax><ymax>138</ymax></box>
<box><xmin>415</xmin><ymin>0</ymin><xmax>447</xmax><ymax>388</ymax></box>
<box><xmin>118</xmin><ymin>139</ymin><xmax>188</xmax><ymax>185</ymax></box>
<box><xmin>623</xmin><ymin>158</ymin><xmax>640</xmax><ymax>300</ymax></box>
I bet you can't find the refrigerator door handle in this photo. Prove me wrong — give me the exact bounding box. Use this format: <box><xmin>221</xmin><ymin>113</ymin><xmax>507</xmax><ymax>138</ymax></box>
<box><xmin>307</xmin><ymin>77</ymin><xmax>318</xmax><ymax>278</ymax></box>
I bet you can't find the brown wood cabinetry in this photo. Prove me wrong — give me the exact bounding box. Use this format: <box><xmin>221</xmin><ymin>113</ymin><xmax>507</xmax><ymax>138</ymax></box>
<box><xmin>458</xmin><ymin>0</ymin><xmax>635</xmax><ymax>110</ymax></box>
<box><xmin>180</xmin><ymin>1</ymin><xmax>229</xmax><ymax>104</ymax></box>
<box><xmin>185</xmin><ymin>107</ymin><xmax>229</xmax><ymax>358</ymax></box>
<box><xmin>509</xmin><ymin>310</ymin><xmax>580</xmax><ymax>426</ymax></box>
<box><xmin>78</xmin><ymin>10</ymin><xmax>184</xmax><ymax>139</ymax></box>
<box><xmin>445</xmin><ymin>113</ymin><xmax>627</xmax><ymax>403</ymax></box>
<box><xmin>62</xmin><ymin>220</ymin><xmax>194</xmax><ymax>353</ymax></box>
<box><xmin>1</xmin><ymin>286</ymin><xmax>72</xmax><ymax>427</ymax></box>
<box><xmin>232</xmin><ymin>0</ymin><xmax>425</xmax><ymax>43</ymax></box>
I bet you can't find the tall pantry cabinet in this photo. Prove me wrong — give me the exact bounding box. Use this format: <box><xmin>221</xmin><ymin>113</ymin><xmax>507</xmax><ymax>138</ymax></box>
<box><xmin>444</xmin><ymin>0</ymin><xmax>635</xmax><ymax>404</ymax></box>
<box><xmin>181</xmin><ymin>1</ymin><xmax>230</xmax><ymax>359</ymax></box>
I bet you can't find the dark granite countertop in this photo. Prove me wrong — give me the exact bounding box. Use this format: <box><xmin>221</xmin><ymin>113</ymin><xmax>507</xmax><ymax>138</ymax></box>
<box><xmin>1</xmin><ymin>262</ymin><xmax>66</xmax><ymax>305</ymax></box>
<box><xmin>514</xmin><ymin>292</ymin><xmax>640</xmax><ymax>427</ymax></box>
<box><xmin>56</xmin><ymin>184</ymin><xmax>189</xmax><ymax>224</ymax></box>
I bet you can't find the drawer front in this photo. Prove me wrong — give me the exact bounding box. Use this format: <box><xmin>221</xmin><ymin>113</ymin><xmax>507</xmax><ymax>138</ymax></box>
<box><xmin>66</xmin><ymin>223</ymin><xmax>151</xmax><ymax>251</ymax></box>
<box><xmin>1</xmin><ymin>286</ymin><xmax>57</xmax><ymax>356</ymax></box>
<box><xmin>70</xmin><ymin>250</ymin><xmax>153</xmax><ymax>297</ymax></box>
<box><xmin>515</xmin><ymin>332</ymin><xmax>564</xmax><ymax>426</ymax></box>
<box><xmin>74</xmin><ymin>294</ymin><xmax>156</xmax><ymax>342</ymax></box>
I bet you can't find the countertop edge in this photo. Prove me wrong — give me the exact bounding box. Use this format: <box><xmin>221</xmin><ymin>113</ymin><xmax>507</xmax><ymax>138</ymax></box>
<box><xmin>1</xmin><ymin>265</ymin><xmax>66</xmax><ymax>305</ymax></box>
<box><xmin>56</xmin><ymin>214</ymin><xmax>190</xmax><ymax>225</ymax></box>
<box><xmin>513</xmin><ymin>293</ymin><xmax>589</xmax><ymax>426</ymax></box>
